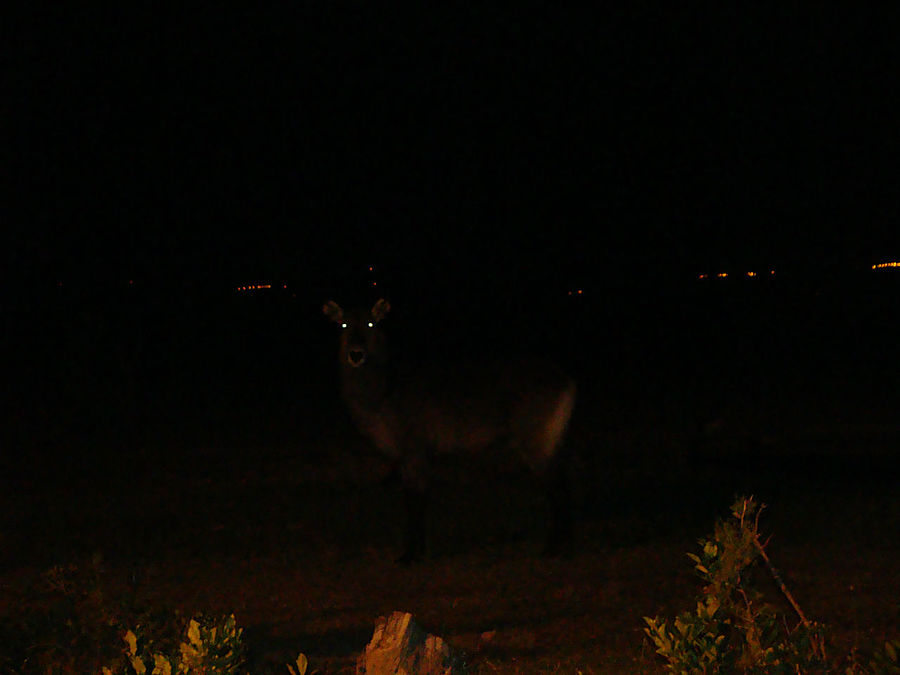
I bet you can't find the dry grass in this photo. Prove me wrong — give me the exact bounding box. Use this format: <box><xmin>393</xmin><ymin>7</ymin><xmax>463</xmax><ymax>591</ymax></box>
<box><xmin>2</xmin><ymin>400</ymin><xmax>898</xmax><ymax>673</ymax></box>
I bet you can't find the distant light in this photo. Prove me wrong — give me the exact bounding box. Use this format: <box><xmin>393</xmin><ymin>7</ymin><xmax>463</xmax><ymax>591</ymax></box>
<box><xmin>698</xmin><ymin>274</ymin><xmax>708</xmax><ymax>280</ymax></box>
<box><xmin>746</xmin><ymin>271</ymin><xmax>757</xmax><ymax>278</ymax></box>
<box><xmin>769</xmin><ymin>270</ymin><xmax>776</xmax><ymax>275</ymax></box>
<box><xmin>717</xmin><ymin>272</ymin><xmax>728</xmax><ymax>278</ymax></box>
<box><xmin>872</xmin><ymin>262</ymin><xmax>900</xmax><ymax>269</ymax></box>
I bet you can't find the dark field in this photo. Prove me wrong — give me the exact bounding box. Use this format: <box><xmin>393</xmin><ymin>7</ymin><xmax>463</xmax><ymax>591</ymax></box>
<box><xmin>2</xmin><ymin>273</ymin><xmax>899</xmax><ymax>672</ymax></box>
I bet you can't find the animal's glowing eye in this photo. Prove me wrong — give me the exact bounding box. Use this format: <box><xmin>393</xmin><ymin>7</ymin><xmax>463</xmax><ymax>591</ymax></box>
<box><xmin>367</xmin><ymin>322</ymin><xmax>374</xmax><ymax>328</ymax></box>
<box><xmin>341</xmin><ymin>322</ymin><xmax>348</xmax><ymax>329</ymax></box>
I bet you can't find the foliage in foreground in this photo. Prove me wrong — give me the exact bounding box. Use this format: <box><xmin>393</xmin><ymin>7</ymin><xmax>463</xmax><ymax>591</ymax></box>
<box><xmin>644</xmin><ymin>496</ymin><xmax>900</xmax><ymax>675</ymax></box>
<box><xmin>104</xmin><ymin>613</ymin><xmax>247</xmax><ymax>675</ymax></box>
<box><xmin>0</xmin><ymin>556</ymin><xmax>306</xmax><ymax>675</ymax></box>
<box><xmin>2</xmin><ymin>498</ymin><xmax>897</xmax><ymax>674</ymax></box>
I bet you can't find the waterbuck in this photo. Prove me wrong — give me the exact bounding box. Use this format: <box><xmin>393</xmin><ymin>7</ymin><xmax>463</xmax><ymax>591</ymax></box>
<box><xmin>323</xmin><ymin>297</ymin><xmax>577</xmax><ymax>563</ymax></box>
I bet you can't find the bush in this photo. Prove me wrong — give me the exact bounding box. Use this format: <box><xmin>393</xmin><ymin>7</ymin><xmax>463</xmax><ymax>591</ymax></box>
<box><xmin>644</xmin><ymin>496</ymin><xmax>899</xmax><ymax>674</ymax></box>
<box><xmin>104</xmin><ymin>613</ymin><xmax>246</xmax><ymax>675</ymax></box>
<box><xmin>0</xmin><ymin>555</ymin><xmax>306</xmax><ymax>675</ymax></box>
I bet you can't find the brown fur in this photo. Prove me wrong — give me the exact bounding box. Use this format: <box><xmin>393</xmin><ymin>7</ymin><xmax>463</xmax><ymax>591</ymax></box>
<box><xmin>324</xmin><ymin>298</ymin><xmax>576</xmax><ymax>562</ymax></box>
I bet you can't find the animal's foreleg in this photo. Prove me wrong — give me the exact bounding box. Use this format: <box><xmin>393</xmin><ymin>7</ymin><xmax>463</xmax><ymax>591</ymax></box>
<box><xmin>397</xmin><ymin>454</ymin><xmax>429</xmax><ymax>564</ymax></box>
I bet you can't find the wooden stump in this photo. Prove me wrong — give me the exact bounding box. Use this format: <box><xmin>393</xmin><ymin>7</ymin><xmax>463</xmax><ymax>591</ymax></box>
<box><xmin>356</xmin><ymin>611</ymin><xmax>465</xmax><ymax>675</ymax></box>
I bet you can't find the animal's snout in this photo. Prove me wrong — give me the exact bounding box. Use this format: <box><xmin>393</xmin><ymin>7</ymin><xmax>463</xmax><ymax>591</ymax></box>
<box><xmin>348</xmin><ymin>348</ymin><xmax>367</xmax><ymax>367</ymax></box>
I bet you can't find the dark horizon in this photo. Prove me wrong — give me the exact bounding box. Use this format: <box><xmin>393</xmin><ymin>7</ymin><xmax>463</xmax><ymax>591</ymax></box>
<box><xmin>8</xmin><ymin>5</ymin><xmax>900</xmax><ymax>303</ymax></box>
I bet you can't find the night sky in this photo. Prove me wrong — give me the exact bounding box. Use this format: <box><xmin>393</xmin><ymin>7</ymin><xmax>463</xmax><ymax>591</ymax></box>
<box><xmin>8</xmin><ymin>5</ymin><xmax>900</xmax><ymax>297</ymax></box>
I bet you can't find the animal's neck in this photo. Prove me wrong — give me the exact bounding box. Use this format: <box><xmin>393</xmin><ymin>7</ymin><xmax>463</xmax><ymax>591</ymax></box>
<box><xmin>340</xmin><ymin>361</ymin><xmax>389</xmax><ymax>418</ymax></box>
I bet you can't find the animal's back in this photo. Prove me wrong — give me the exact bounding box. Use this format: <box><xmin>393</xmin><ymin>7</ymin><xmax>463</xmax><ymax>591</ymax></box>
<box><xmin>383</xmin><ymin>358</ymin><xmax>576</xmax><ymax>470</ymax></box>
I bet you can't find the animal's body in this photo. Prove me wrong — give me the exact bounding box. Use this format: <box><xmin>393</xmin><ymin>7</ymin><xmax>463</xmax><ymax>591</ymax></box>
<box><xmin>323</xmin><ymin>298</ymin><xmax>576</xmax><ymax>562</ymax></box>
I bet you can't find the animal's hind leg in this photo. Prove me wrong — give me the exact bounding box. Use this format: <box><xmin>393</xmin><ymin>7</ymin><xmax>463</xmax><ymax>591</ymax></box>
<box><xmin>542</xmin><ymin>454</ymin><xmax>573</xmax><ymax>557</ymax></box>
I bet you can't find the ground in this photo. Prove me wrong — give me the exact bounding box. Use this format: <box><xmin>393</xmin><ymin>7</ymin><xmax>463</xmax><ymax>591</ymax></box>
<box><xmin>2</xmin><ymin>387</ymin><xmax>897</xmax><ymax>673</ymax></box>
<box><xmin>3</xmin><ymin>281</ymin><xmax>898</xmax><ymax>672</ymax></box>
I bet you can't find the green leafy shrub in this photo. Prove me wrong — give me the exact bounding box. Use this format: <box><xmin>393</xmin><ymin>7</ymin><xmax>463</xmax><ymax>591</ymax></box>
<box><xmin>644</xmin><ymin>496</ymin><xmax>899</xmax><ymax>674</ymax></box>
<box><xmin>103</xmin><ymin>613</ymin><xmax>246</xmax><ymax>675</ymax></box>
<box><xmin>0</xmin><ymin>555</ymin><xmax>306</xmax><ymax>675</ymax></box>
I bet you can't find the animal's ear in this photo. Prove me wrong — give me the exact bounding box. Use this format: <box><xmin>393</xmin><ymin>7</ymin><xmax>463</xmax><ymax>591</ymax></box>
<box><xmin>371</xmin><ymin>298</ymin><xmax>391</xmax><ymax>322</ymax></box>
<box><xmin>322</xmin><ymin>300</ymin><xmax>344</xmax><ymax>323</ymax></box>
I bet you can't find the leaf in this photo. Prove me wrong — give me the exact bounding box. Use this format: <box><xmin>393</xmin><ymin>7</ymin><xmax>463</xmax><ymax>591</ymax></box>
<box><xmin>289</xmin><ymin>653</ymin><xmax>309</xmax><ymax>675</ymax></box>
<box><xmin>187</xmin><ymin>619</ymin><xmax>201</xmax><ymax>647</ymax></box>
<box><xmin>131</xmin><ymin>655</ymin><xmax>146</xmax><ymax>675</ymax></box>
<box><xmin>124</xmin><ymin>630</ymin><xmax>139</xmax><ymax>656</ymax></box>
<box><xmin>152</xmin><ymin>653</ymin><xmax>173</xmax><ymax>675</ymax></box>
<box><xmin>180</xmin><ymin>642</ymin><xmax>201</xmax><ymax>664</ymax></box>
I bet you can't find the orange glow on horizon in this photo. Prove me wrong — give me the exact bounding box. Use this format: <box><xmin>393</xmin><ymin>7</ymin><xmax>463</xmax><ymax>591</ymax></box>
<box><xmin>698</xmin><ymin>270</ymin><xmax>775</xmax><ymax>280</ymax></box>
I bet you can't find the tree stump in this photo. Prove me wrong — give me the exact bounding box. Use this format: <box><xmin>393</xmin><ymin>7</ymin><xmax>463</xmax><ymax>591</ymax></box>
<box><xmin>356</xmin><ymin>611</ymin><xmax>465</xmax><ymax>675</ymax></box>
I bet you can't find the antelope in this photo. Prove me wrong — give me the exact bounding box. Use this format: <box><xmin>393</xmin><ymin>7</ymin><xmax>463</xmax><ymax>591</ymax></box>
<box><xmin>323</xmin><ymin>298</ymin><xmax>577</xmax><ymax>563</ymax></box>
